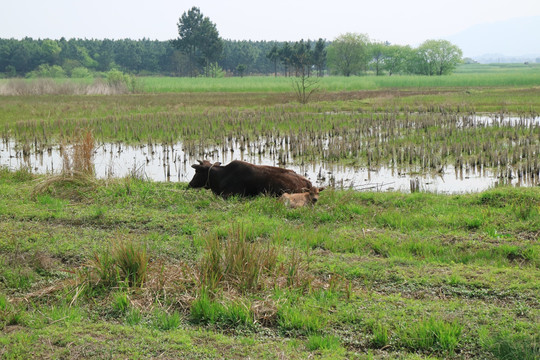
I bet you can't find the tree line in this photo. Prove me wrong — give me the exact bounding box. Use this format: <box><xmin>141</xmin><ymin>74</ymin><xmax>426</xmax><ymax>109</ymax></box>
<box><xmin>0</xmin><ymin>37</ymin><xmax>285</xmax><ymax>77</ymax></box>
<box><xmin>0</xmin><ymin>7</ymin><xmax>462</xmax><ymax>78</ymax></box>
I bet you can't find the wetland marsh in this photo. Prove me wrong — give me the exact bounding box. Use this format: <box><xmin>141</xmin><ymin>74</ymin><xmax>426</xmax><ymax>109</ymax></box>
<box><xmin>1</xmin><ymin>74</ymin><xmax>539</xmax><ymax>359</ymax></box>
<box><xmin>2</xmin><ymin>91</ymin><xmax>539</xmax><ymax>193</ymax></box>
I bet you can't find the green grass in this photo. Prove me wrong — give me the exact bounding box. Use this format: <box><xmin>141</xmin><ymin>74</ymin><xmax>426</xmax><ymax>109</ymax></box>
<box><xmin>0</xmin><ymin>169</ymin><xmax>538</xmax><ymax>358</ymax></box>
<box><xmin>481</xmin><ymin>330</ymin><xmax>540</xmax><ymax>360</ymax></box>
<box><xmin>306</xmin><ymin>334</ymin><xmax>343</xmax><ymax>352</ymax></box>
<box><xmin>139</xmin><ymin>65</ymin><xmax>540</xmax><ymax>92</ymax></box>
<box><xmin>399</xmin><ymin>317</ymin><xmax>463</xmax><ymax>353</ymax></box>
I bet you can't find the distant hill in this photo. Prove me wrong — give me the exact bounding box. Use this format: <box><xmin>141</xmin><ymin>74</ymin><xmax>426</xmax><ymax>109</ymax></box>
<box><xmin>446</xmin><ymin>16</ymin><xmax>540</xmax><ymax>63</ymax></box>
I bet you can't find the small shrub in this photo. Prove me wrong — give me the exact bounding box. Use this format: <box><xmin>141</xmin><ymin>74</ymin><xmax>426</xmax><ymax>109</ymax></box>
<box><xmin>106</xmin><ymin>70</ymin><xmax>140</xmax><ymax>93</ymax></box>
<box><xmin>27</xmin><ymin>64</ymin><xmax>66</xmax><ymax>79</ymax></box>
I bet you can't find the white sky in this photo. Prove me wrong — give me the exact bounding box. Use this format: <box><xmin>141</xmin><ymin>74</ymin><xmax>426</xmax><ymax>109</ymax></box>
<box><xmin>2</xmin><ymin>0</ymin><xmax>540</xmax><ymax>47</ymax></box>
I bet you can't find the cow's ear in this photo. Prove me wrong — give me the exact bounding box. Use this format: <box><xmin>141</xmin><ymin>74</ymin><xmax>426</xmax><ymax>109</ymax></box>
<box><xmin>197</xmin><ymin>159</ymin><xmax>204</xmax><ymax>165</ymax></box>
<box><xmin>213</xmin><ymin>162</ymin><xmax>221</xmax><ymax>166</ymax></box>
<box><xmin>318</xmin><ymin>187</ymin><xmax>325</xmax><ymax>192</ymax></box>
<box><xmin>192</xmin><ymin>164</ymin><xmax>202</xmax><ymax>170</ymax></box>
<box><xmin>301</xmin><ymin>187</ymin><xmax>309</xmax><ymax>192</ymax></box>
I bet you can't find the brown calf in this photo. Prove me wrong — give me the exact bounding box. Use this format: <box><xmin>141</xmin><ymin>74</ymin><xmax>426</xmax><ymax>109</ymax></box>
<box><xmin>280</xmin><ymin>187</ymin><xmax>325</xmax><ymax>209</ymax></box>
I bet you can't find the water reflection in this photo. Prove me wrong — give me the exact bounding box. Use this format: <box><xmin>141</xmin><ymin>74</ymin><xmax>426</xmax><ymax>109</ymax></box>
<box><xmin>1</xmin><ymin>138</ymin><xmax>537</xmax><ymax>194</ymax></box>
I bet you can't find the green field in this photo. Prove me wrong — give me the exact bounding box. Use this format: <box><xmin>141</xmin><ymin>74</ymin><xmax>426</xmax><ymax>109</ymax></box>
<box><xmin>2</xmin><ymin>63</ymin><xmax>540</xmax><ymax>95</ymax></box>
<box><xmin>1</xmin><ymin>67</ymin><xmax>540</xmax><ymax>359</ymax></box>
<box><xmin>0</xmin><ymin>169</ymin><xmax>538</xmax><ymax>359</ymax></box>
<box><xmin>140</xmin><ymin>65</ymin><xmax>540</xmax><ymax>93</ymax></box>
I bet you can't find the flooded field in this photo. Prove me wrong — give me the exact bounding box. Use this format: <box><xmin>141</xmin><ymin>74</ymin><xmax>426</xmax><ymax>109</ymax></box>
<box><xmin>2</xmin><ymin>133</ymin><xmax>538</xmax><ymax>194</ymax></box>
<box><xmin>2</xmin><ymin>108</ymin><xmax>539</xmax><ymax>193</ymax></box>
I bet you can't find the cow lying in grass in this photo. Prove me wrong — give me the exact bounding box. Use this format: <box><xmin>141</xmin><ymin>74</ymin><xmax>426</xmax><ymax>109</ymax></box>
<box><xmin>188</xmin><ymin>160</ymin><xmax>313</xmax><ymax>198</ymax></box>
<box><xmin>280</xmin><ymin>187</ymin><xmax>325</xmax><ymax>209</ymax></box>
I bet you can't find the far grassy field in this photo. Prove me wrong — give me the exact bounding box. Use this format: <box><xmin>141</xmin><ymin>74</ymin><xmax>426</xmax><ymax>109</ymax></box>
<box><xmin>140</xmin><ymin>64</ymin><xmax>540</xmax><ymax>93</ymax></box>
<box><xmin>3</xmin><ymin>63</ymin><xmax>539</xmax><ymax>94</ymax></box>
<box><xmin>140</xmin><ymin>67</ymin><xmax>540</xmax><ymax>93</ymax></box>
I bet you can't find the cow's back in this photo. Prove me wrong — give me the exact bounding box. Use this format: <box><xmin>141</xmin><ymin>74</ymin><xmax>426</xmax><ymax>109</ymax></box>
<box><xmin>219</xmin><ymin>161</ymin><xmax>311</xmax><ymax>196</ymax></box>
<box><xmin>256</xmin><ymin>164</ymin><xmax>312</xmax><ymax>195</ymax></box>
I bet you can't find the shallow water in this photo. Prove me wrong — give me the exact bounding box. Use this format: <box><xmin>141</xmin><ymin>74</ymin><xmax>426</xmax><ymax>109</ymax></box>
<box><xmin>2</xmin><ymin>137</ymin><xmax>537</xmax><ymax>194</ymax></box>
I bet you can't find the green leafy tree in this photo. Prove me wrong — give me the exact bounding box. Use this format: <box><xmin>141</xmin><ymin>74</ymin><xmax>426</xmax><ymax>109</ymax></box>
<box><xmin>382</xmin><ymin>45</ymin><xmax>412</xmax><ymax>75</ymax></box>
<box><xmin>41</xmin><ymin>39</ymin><xmax>61</xmax><ymax>65</ymax></box>
<box><xmin>416</xmin><ymin>40</ymin><xmax>463</xmax><ymax>75</ymax></box>
<box><xmin>369</xmin><ymin>41</ymin><xmax>388</xmax><ymax>76</ymax></box>
<box><xmin>327</xmin><ymin>33</ymin><xmax>370</xmax><ymax>76</ymax></box>
<box><xmin>172</xmin><ymin>7</ymin><xmax>223</xmax><ymax>77</ymax></box>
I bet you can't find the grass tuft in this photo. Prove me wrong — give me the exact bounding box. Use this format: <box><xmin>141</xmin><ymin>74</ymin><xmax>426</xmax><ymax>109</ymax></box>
<box><xmin>482</xmin><ymin>331</ymin><xmax>540</xmax><ymax>360</ymax></box>
<box><xmin>200</xmin><ymin>225</ymin><xmax>278</xmax><ymax>293</ymax></box>
<box><xmin>113</xmin><ymin>240</ymin><xmax>149</xmax><ymax>288</ymax></box>
<box><xmin>153</xmin><ymin>309</ymin><xmax>181</xmax><ymax>331</ymax></box>
<box><xmin>399</xmin><ymin>317</ymin><xmax>463</xmax><ymax>353</ymax></box>
<box><xmin>306</xmin><ymin>334</ymin><xmax>342</xmax><ymax>351</ymax></box>
<box><xmin>371</xmin><ymin>322</ymin><xmax>390</xmax><ymax>348</ymax></box>
<box><xmin>82</xmin><ymin>239</ymin><xmax>149</xmax><ymax>291</ymax></box>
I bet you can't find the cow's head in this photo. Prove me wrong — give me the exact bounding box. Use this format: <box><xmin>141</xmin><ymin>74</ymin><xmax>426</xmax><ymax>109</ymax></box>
<box><xmin>307</xmin><ymin>186</ymin><xmax>325</xmax><ymax>204</ymax></box>
<box><xmin>188</xmin><ymin>160</ymin><xmax>221</xmax><ymax>188</ymax></box>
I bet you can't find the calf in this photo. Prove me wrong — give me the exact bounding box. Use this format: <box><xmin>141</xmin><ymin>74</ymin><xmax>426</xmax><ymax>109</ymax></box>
<box><xmin>280</xmin><ymin>187</ymin><xmax>325</xmax><ymax>209</ymax></box>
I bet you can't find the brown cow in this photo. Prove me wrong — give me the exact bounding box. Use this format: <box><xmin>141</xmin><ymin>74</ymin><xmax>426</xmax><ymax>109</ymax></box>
<box><xmin>188</xmin><ymin>160</ymin><xmax>313</xmax><ymax>198</ymax></box>
<box><xmin>280</xmin><ymin>187</ymin><xmax>325</xmax><ymax>209</ymax></box>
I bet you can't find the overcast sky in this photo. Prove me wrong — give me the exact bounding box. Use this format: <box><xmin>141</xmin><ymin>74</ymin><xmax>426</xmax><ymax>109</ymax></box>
<box><xmin>2</xmin><ymin>0</ymin><xmax>540</xmax><ymax>47</ymax></box>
